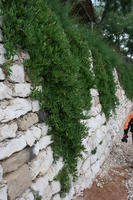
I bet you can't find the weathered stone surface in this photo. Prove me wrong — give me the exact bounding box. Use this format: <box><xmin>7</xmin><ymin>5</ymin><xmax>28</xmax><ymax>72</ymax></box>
<box><xmin>42</xmin><ymin>185</ymin><xmax>52</xmax><ymax>200</ymax></box>
<box><xmin>0</xmin><ymin>82</ymin><xmax>12</xmax><ymax>100</ymax></box>
<box><xmin>0</xmin><ymin>98</ymin><xmax>32</xmax><ymax>123</ymax></box>
<box><xmin>38</xmin><ymin>135</ymin><xmax>52</xmax><ymax>151</ymax></box>
<box><xmin>13</xmin><ymin>83</ymin><xmax>31</xmax><ymax>97</ymax></box>
<box><xmin>0</xmin><ymin>135</ymin><xmax>26</xmax><ymax>160</ymax></box>
<box><xmin>52</xmin><ymin>194</ymin><xmax>61</xmax><ymax>200</ymax></box>
<box><xmin>31</xmin><ymin>174</ymin><xmax>49</xmax><ymax>196</ymax></box>
<box><xmin>0</xmin><ymin>165</ymin><xmax>3</xmax><ymax>182</ymax></box>
<box><xmin>0</xmin><ymin>185</ymin><xmax>7</xmax><ymax>200</ymax></box>
<box><xmin>90</xmin><ymin>89</ymin><xmax>99</xmax><ymax>97</ymax></box>
<box><xmin>5</xmin><ymin>164</ymin><xmax>32</xmax><ymax>200</ymax></box>
<box><xmin>24</xmin><ymin>126</ymin><xmax>41</xmax><ymax>147</ymax></box>
<box><xmin>81</xmin><ymin>157</ymin><xmax>91</xmax><ymax>174</ymax></box>
<box><xmin>50</xmin><ymin>181</ymin><xmax>60</xmax><ymax>194</ymax></box>
<box><xmin>0</xmin><ymin>54</ymin><xmax>6</xmax><ymax>65</ymax></box>
<box><xmin>30</xmin><ymin>147</ymin><xmax>53</xmax><ymax>180</ymax></box>
<box><xmin>87</xmin><ymin>113</ymin><xmax>106</xmax><ymax>131</ymax></box>
<box><xmin>16</xmin><ymin>189</ymin><xmax>34</xmax><ymax>200</ymax></box>
<box><xmin>32</xmin><ymin>100</ymin><xmax>40</xmax><ymax>112</ymax></box>
<box><xmin>9</xmin><ymin>63</ymin><xmax>25</xmax><ymax>83</ymax></box>
<box><xmin>0</xmin><ymin>44</ymin><xmax>6</xmax><ymax>55</ymax></box>
<box><xmin>17</xmin><ymin>113</ymin><xmax>38</xmax><ymax>131</ymax></box>
<box><xmin>0</xmin><ymin>68</ymin><xmax>5</xmax><ymax>80</ymax></box>
<box><xmin>47</xmin><ymin>158</ymin><xmax>63</xmax><ymax>181</ymax></box>
<box><xmin>1</xmin><ymin>148</ymin><xmax>30</xmax><ymax>174</ymax></box>
<box><xmin>37</xmin><ymin>123</ymin><xmax>48</xmax><ymax>136</ymax></box>
<box><xmin>0</xmin><ymin>122</ymin><xmax>18</xmax><ymax>142</ymax></box>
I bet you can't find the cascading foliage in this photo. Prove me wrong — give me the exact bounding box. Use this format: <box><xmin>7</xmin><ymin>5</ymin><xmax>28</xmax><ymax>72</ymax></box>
<box><xmin>1</xmin><ymin>0</ymin><xmax>133</xmax><ymax>197</ymax></box>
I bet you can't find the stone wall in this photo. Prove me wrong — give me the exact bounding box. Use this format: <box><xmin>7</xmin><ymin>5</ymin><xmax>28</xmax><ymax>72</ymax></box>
<box><xmin>0</xmin><ymin>24</ymin><xmax>133</xmax><ymax>200</ymax></box>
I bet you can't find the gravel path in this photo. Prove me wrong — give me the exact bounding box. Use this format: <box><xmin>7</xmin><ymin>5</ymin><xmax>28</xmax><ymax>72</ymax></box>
<box><xmin>75</xmin><ymin>133</ymin><xmax>133</xmax><ymax>200</ymax></box>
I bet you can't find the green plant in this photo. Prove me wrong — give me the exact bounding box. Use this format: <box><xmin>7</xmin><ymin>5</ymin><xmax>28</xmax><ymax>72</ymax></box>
<box><xmin>91</xmin><ymin>147</ymin><xmax>97</xmax><ymax>155</ymax></box>
<box><xmin>1</xmin><ymin>0</ymin><xmax>133</xmax><ymax>196</ymax></box>
<box><xmin>99</xmin><ymin>140</ymin><xmax>103</xmax><ymax>145</ymax></box>
<box><xmin>33</xmin><ymin>192</ymin><xmax>42</xmax><ymax>200</ymax></box>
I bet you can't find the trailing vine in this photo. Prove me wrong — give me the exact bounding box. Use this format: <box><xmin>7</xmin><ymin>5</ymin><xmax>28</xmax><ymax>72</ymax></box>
<box><xmin>1</xmin><ymin>0</ymin><xmax>133</xmax><ymax>197</ymax></box>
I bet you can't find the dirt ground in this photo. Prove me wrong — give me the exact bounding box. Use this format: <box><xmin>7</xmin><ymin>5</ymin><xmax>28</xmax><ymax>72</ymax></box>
<box><xmin>74</xmin><ymin>135</ymin><xmax>133</xmax><ymax>200</ymax></box>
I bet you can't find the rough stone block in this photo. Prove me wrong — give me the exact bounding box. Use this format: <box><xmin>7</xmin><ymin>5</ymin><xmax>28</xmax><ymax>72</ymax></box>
<box><xmin>0</xmin><ymin>122</ymin><xmax>18</xmax><ymax>142</ymax></box>
<box><xmin>81</xmin><ymin>157</ymin><xmax>91</xmax><ymax>174</ymax></box>
<box><xmin>31</xmin><ymin>174</ymin><xmax>49</xmax><ymax>196</ymax></box>
<box><xmin>0</xmin><ymin>54</ymin><xmax>6</xmax><ymax>65</ymax></box>
<box><xmin>0</xmin><ymin>82</ymin><xmax>12</xmax><ymax>100</ymax></box>
<box><xmin>1</xmin><ymin>148</ymin><xmax>30</xmax><ymax>174</ymax></box>
<box><xmin>0</xmin><ymin>185</ymin><xmax>7</xmax><ymax>200</ymax></box>
<box><xmin>17</xmin><ymin>113</ymin><xmax>38</xmax><ymax>131</ymax></box>
<box><xmin>46</xmin><ymin>159</ymin><xmax>63</xmax><ymax>182</ymax></box>
<box><xmin>50</xmin><ymin>181</ymin><xmax>60</xmax><ymax>194</ymax></box>
<box><xmin>30</xmin><ymin>147</ymin><xmax>53</xmax><ymax>180</ymax></box>
<box><xmin>90</xmin><ymin>89</ymin><xmax>99</xmax><ymax>97</ymax></box>
<box><xmin>0</xmin><ymin>135</ymin><xmax>27</xmax><ymax>160</ymax></box>
<box><xmin>38</xmin><ymin>135</ymin><xmax>52</xmax><ymax>151</ymax></box>
<box><xmin>5</xmin><ymin>164</ymin><xmax>32</xmax><ymax>200</ymax></box>
<box><xmin>13</xmin><ymin>83</ymin><xmax>31</xmax><ymax>97</ymax></box>
<box><xmin>0</xmin><ymin>44</ymin><xmax>6</xmax><ymax>55</ymax></box>
<box><xmin>37</xmin><ymin>123</ymin><xmax>48</xmax><ymax>136</ymax></box>
<box><xmin>42</xmin><ymin>185</ymin><xmax>53</xmax><ymax>200</ymax></box>
<box><xmin>32</xmin><ymin>100</ymin><xmax>40</xmax><ymax>112</ymax></box>
<box><xmin>52</xmin><ymin>194</ymin><xmax>61</xmax><ymax>200</ymax></box>
<box><xmin>24</xmin><ymin>126</ymin><xmax>41</xmax><ymax>147</ymax></box>
<box><xmin>0</xmin><ymin>68</ymin><xmax>5</xmax><ymax>80</ymax></box>
<box><xmin>16</xmin><ymin>189</ymin><xmax>34</xmax><ymax>200</ymax></box>
<box><xmin>0</xmin><ymin>98</ymin><xmax>32</xmax><ymax>123</ymax></box>
<box><xmin>9</xmin><ymin>63</ymin><xmax>25</xmax><ymax>83</ymax></box>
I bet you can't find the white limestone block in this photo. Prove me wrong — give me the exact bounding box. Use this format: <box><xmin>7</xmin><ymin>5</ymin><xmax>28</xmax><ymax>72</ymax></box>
<box><xmin>38</xmin><ymin>135</ymin><xmax>52</xmax><ymax>151</ymax></box>
<box><xmin>24</xmin><ymin>126</ymin><xmax>41</xmax><ymax>147</ymax></box>
<box><xmin>52</xmin><ymin>194</ymin><xmax>61</xmax><ymax>200</ymax></box>
<box><xmin>0</xmin><ymin>44</ymin><xmax>6</xmax><ymax>54</ymax></box>
<box><xmin>32</xmin><ymin>100</ymin><xmax>40</xmax><ymax>112</ymax></box>
<box><xmin>16</xmin><ymin>189</ymin><xmax>34</xmax><ymax>200</ymax></box>
<box><xmin>50</xmin><ymin>181</ymin><xmax>61</xmax><ymax>194</ymax></box>
<box><xmin>13</xmin><ymin>83</ymin><xmax>31</xmax><ymax>97</ymax></box>
<box><xmin>0</xmin><ymin>135</ymin><xmax>26</xmax><ymax>160</ymax></box>
<box><xmin>90</xmin><ymin>89</ymin><xmax>99</xmax><ymax>97</ymax></box>
<box><xmin>0</xmin><ymin>122</ymin><xmax>18</xmax><ymax>142</ymax></box>
<box><xmin>0</xmin><ymin>54</ymin><xmax>6</xmax><ymax>65</ymax></box>
<box><xmin>0</xmin><ymin>98</ymin><xmax>32</xmax><ymax>123</ymax></box>
<box><xmin>89</xmin><ymin>104</ymin><xmax>102</xmax><ymax>117</ymax></box>
<box><xmin>9</xmin><ymin>63</ymin><xmax>25</xmax><ymax>83</ymax></box>
<box><xmin>0</xmin><ymin>82</ymin><xmax>12</xmax><ymax>100</ymax></box>
<box><xmin>31</xmin><ymin>174</ymin><xmax>49</xmax><ymax>196</ymax></box>
<box><xmin>81</xmin><ymin>157</ymin><xmax>91</xmax><ymax>174</ymax></box>
<box><xmin>91</xmin><ymin>160</ymin><xmax>100</xmax><ymax>179</ymax></box>
<box><xmin>47</xmin><ymin>158</ymin><xmax>63</xmax><ymax>181</ymax></box>
<box><xmin>30</xmin><ymin>147</ymin><xmax>53</xmax><ymax>180</ymax></box>
<box><xmin>42</xmin><ymin>185</ymin><xmax>53</xmax><ymax>200</ymax></box>
<box><xmin>37</xmin><ymin>123</ymin><xmax>49</xmax><ymax>136</ymax></box>
<box><xmin>0</xmin><ymin>68</ymin><xmax>5</xmax><ymax>80</ymax></box>
<box><xmin>0</xmin><ymin>185</ymin><xmax>7</xmax><ymax>200</ymax></box>
<box><xmin>87</xmin><ymin>113</ymin><xmax>106</xmax><ymax>131</ymax></box>
<box><xmin>0</xmin><ymin>165</ymin><xmax>3</xmax><ymax>182</ymax></box>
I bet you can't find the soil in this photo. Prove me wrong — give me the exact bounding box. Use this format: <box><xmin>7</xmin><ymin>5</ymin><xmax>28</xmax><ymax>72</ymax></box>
<box><xmin>74</xmin><ymin>134</ymin><xmax>133</xmax><ymax>200</ymax></box>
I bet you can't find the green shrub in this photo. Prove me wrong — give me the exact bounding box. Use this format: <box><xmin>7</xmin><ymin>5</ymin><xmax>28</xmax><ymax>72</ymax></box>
<box><xmin>1</xmin><ymin>0</ymin><xmax>133</xmax><ymax>196</ymax></box>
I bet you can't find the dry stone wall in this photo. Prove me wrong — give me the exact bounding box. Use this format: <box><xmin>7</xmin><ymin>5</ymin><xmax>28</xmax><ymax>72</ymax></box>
<box><xmin>0</xmin><ymin>24</ymin><xmax>133</xmax><ymax>200</ymax></box>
